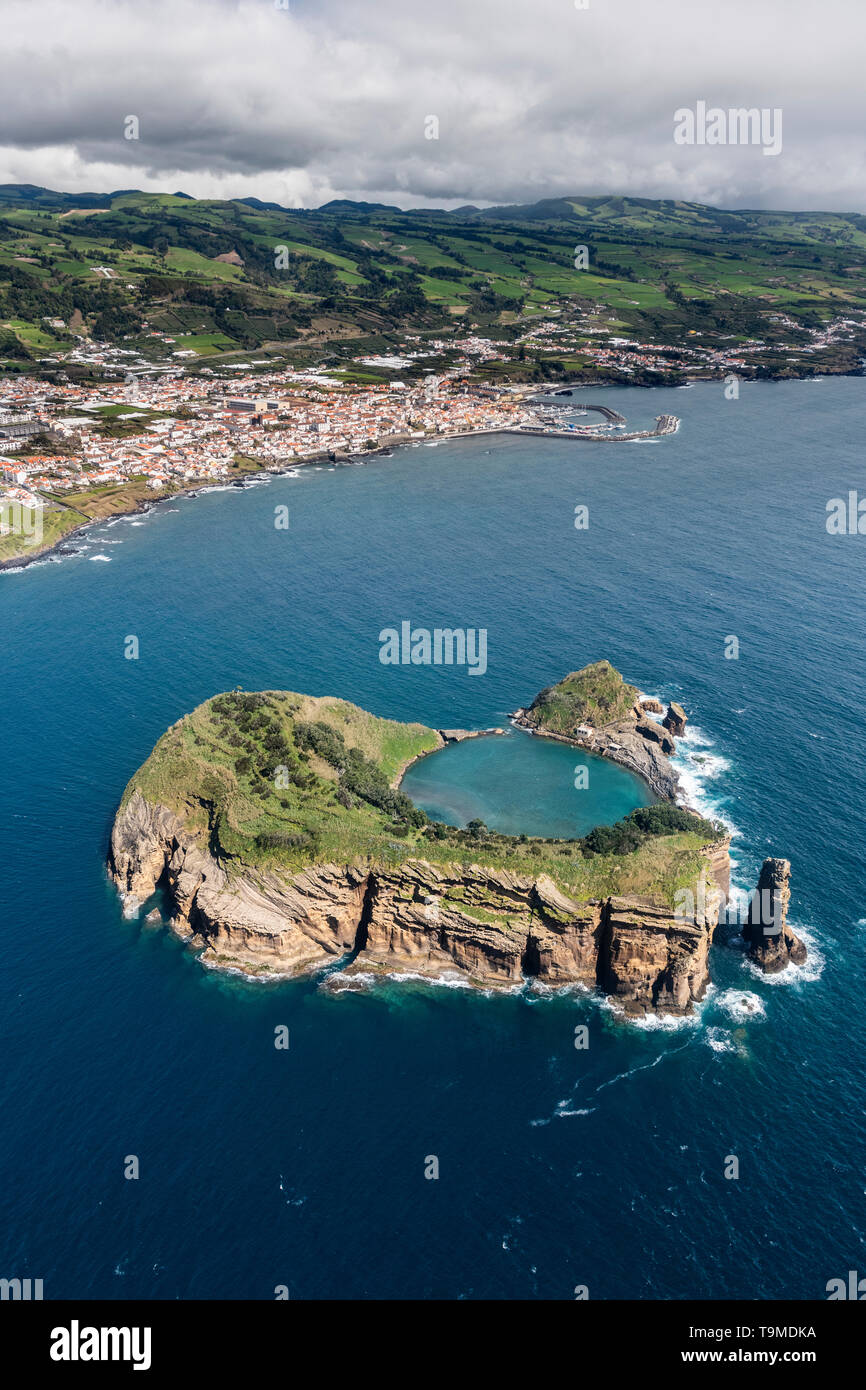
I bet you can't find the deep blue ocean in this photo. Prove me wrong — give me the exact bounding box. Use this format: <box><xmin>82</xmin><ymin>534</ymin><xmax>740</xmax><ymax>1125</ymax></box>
<box><xmin>2</xmin><ymin>377</ymin><xmax>865</xmax><ymax>1300</ymax></box>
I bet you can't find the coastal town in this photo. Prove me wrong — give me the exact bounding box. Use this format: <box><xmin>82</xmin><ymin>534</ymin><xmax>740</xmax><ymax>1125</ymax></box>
<box><xmin>0</xmin><ymin>360</ymin><xmax>526</xmax><ymax>554</ymax></box>
<box><xmin>0</xmin><ymin>325</ymin><xmax>687</xmax><ymax>564</ymax></box>
<box><xmin>1</xmin><ymin>299</ymin><xmax>861</xmax><ymax>564</ymax></box>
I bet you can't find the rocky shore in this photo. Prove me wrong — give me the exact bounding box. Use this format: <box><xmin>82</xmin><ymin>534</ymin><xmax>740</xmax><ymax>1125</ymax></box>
<box><xmin>511</xmin><ymin>673</ymin><xmax>687</xmax><ymax>804</ymax></box>
<box><xmin>110</xmin><ymin>788</ymin><xmax>728</xmax><ymax>1016</ymax></box>
<box><xmin>106</xmin><ymin>669</ymin><xmax>805</xmax><ymax>1014</ymax></box>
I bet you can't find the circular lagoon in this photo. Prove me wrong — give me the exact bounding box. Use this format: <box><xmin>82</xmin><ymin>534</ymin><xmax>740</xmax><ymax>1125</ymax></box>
<box><xmin>401</xmin><ymin>728</ymin><xmax>654</xmax><ymax>838</ymax></box>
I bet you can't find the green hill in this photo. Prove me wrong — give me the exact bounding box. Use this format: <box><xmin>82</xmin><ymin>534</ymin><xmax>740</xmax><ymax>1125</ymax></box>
<box><xmin>120</xmin><ymin>685</ymin><xmax>719</xmax><ymax>907</ymax></box>
<box><xmin>524</xmin><ymin>661</ymin><xmax>640</xmax><ymax>735</ymax></box>
<box><xmin>1</xmin><ymin>185</ymin><xmax>865</xmax><ymax>377</ymax></box>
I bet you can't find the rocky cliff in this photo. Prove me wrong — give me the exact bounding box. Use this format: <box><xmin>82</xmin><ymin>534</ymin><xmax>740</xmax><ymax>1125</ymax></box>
<box><xmin>110</xmin><ymin>788</ymin><xmax>727</xmax><ymax>1015</ymax></box>
<box><xmin>742</xmin><ymin>857</ymin><xmax>807</xmax><ymax>973</ymax></box>
<box><xmin>512</xmin><ymin>661</ymin><xmax>685</xmax><ymax>802</ymax></box>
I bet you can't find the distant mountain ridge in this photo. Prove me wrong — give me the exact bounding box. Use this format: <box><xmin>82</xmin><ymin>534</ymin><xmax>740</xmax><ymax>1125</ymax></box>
<box><xmin>1</xmin><ymin>184</ymin><xmax>864</xmax><ymax>378</ymax></box>
<box><xmin>1</xmin><ymin>183</ymin><xmax>865</xmax><ymax>230</ymax></box>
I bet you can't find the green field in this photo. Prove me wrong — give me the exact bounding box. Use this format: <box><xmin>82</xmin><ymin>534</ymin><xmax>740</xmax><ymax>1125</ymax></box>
<box><xmin>0</xmin><ymin>503</ymin><xmax>84</xmax><ymax>566</ymax></box>
<box><xmin>1</xmin><ymin>184</ymin><xmax>865</xmax><ymax>377</ymax></box>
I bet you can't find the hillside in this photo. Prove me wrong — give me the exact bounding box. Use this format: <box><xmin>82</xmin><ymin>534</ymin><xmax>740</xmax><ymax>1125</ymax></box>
<box><xmin>524</xmin><ymin>660</ymin><xmax>640</xmax><ymax>735</ymax></box>
<box><xmin>116</xmin><ymin>685</ymin><xmax>719</xmax><ymax>905</ymax></box>
<box><xmin>109</xmin><ymin>683</ymin><xmax>727</xmax><ymax>1011</ymax></box>
<box><xmin>2</xmin><ymin>186</ymin><xmax>865</xmax><ymax>381</ymax></box>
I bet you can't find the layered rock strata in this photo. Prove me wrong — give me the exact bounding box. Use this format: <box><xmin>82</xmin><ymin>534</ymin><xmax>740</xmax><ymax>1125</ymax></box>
<box><xmin>110</xmin><ymin>790</ymin><xmax>728</xmax><ymax>1015</ymax></box>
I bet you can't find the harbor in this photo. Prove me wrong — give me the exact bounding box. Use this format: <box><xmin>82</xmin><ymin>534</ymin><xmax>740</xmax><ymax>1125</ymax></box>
<box><xmin>511</xmin><ymin>397</ymin><xmax>679</xmax><ymax>441</ymax></box>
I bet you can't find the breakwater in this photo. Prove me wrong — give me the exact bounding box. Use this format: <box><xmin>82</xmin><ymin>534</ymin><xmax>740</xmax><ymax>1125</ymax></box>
<box><xmin>513</xmin><ymin>412</ymin><xmax>678</xmax><ymax>442</ymax></box>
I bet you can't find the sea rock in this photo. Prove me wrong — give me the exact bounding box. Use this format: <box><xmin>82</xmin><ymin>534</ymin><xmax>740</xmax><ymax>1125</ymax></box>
<box><xmin>635</xmin><ymin>718</ymin><xmax>676</xmax><ymax>755</ymax></box>
<box><xmin>742</xmin><ymin>858</ymin><xmax>807</xmax><ymax>972</ymax></box>
<box><xmin>662</xmin><ymin>701</ymin><xmax>688</xmax><ymax>737</ymax></box>
<box><xmin>639</xmin><ymin>698</ymin><xmax>664</xmax><ymax>715</ymax></box>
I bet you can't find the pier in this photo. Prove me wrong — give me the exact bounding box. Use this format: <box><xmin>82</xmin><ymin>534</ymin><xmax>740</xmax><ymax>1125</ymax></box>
<box><xmin>511</xmin><ymin>413</ymin><xmax>678</xmax><ymax>443</ymax></box>
<box><xmin>536</xmin><ymin>399</ymin><xmax>627</xmax><ymax>424</ymax></box>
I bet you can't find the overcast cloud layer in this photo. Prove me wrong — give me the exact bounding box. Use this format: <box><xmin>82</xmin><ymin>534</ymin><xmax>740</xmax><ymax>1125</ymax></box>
<box><xmin>0</xmin><ymin>0</ymin><xmax>863</xmax><ymax>211</ymax></box>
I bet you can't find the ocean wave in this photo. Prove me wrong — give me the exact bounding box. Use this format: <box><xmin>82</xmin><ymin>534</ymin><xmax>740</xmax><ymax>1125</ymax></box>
<box><xmin>88</xmin><ymin>554</ymin><xmax>112</xmax><ymax>562</ymax></box>
<box><xmin>200</xmin><ymin>957</ymin><xmax>293</xmax><ymax>983</ymax></box>
<box><xmin>742</xmin><ymin>921</ymin><xmax>824</xmax><ymax>986</ymax></box>
<box><xmin>524</xmin><ymin>978</ymin><xmax>591</xmax><ymax>1001</ymax></box>
<box><xmin>682</xmin><ymin>723</ymin><xmax>719</xmax><ymax>748</ymax></box>
<box><xmin>2</xmin><ymin>551</ymin><xmax>67</xmax><ymax>573</ymax></box>
<box><xmin>670</xmin><ymin>725</ymin><xmax>740</xmax><ymax>836</ymax></box>
<box><xmin>603</xmin><ymin>999</ymin><xmax>704</xmax><ymax>1032</ymax></box>
<box><xmin>705</xmin><ymin>1026</ymin><xmax>738</xmax><ymax>1053</ymax></box>
<box><xmin>322</xmin><ymin>966</ymin><xmax>506</xmax><ymax>995</ymax></box>
<box><xmin>192</xmin><ymin>484</ymin><xmax>244</xmax><ymax>494</ymax></box>
<box><xmin>547</xmin><ymin>1033</ymin><xmax>696</xmax><ymax>1125</ymax></box>
<box><xmin>713</xmin><ymin>988</ymin><xmax>766</xmax><ymax>1022</ymax></box>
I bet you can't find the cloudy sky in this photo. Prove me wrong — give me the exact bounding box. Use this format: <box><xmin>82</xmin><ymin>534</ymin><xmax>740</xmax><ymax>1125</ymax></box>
<box><xmin>1</xmin><ymin>0</ymin><xmax>863</xmax><ymax>212</ymax></box>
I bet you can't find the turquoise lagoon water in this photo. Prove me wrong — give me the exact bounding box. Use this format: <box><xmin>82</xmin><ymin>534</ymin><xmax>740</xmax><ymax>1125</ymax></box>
<box><xmin>1</xmin><ymin>378</ymin><xmax>865</xmax><ymax>1300</ymax></box>
<box><xmin>401</xmin><ymin>729</ymin><xmax>652</xmax><ymax>836</ymax></box>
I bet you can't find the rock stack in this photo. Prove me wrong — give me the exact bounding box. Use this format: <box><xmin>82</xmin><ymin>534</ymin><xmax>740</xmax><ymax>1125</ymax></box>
<box><xmin>742</xmin><ymin>858</ymin><xmax>807</xmax><ymax>972</ymax></box>
<box><xmin>662</xmin><ymin>701</ymin><xmax>688</xmax><ymax>737</ymax></box>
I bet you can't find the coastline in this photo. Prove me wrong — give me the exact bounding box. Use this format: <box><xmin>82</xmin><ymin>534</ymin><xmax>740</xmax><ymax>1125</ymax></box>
<box><xmin>0</xmin><ymin>395</ymin><xmax>681</xmax><ymax>573</ymax></box>
<box><xmin>0</xmin><ymin>449</ymin><xmax>348</xmax><ymax>574</ymax></box>
<box><xmin>7</xmin><ymin>366</ymin><xmax>847</xmax><ymax>577</ymax></box>
<box><xmin>510</xmin><ymin>709</ymin><xmax>683</xmax><ymax>806</ymax></box>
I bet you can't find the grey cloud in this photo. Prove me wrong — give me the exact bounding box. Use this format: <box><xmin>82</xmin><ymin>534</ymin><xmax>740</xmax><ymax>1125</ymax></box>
<box><xmin>0</xmin><ymin>0</ymin><xmax>863</xmax><ymax>209</ymax></box>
